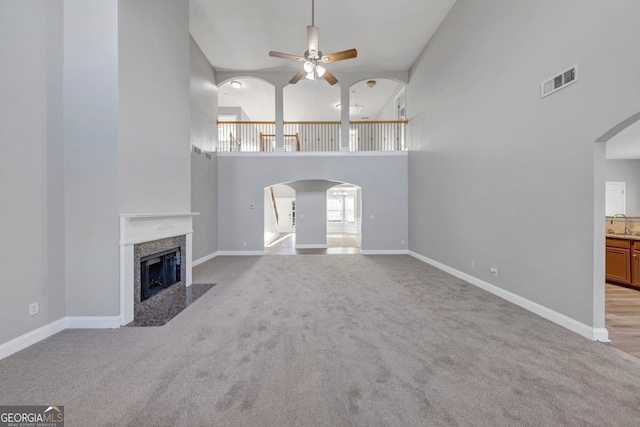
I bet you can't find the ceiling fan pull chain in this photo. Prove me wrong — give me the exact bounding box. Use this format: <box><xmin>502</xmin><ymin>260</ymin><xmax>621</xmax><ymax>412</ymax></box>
<box><xmin>312</xmin><ymin>0</ymin><xmax>314</xmax><ymax>27</ymax></box>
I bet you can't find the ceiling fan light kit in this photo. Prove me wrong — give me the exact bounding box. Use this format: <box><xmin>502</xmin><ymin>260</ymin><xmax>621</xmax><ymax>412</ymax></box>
<box><xmin>268</xmin><ymin>0</ymin><xmax>357</xmax><ymax>85</ymax></box>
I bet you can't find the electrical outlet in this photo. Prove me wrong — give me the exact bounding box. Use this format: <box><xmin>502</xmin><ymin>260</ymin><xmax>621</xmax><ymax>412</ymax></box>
<box><xmin>401</xmin><ymin>240</ymin><xmax>405</xmax><ymax>245</ymax></box>
<box><xmin>471</xmin><ymin>259</ymin><xmax>476</xmax><ymax>268</ymax></box>
<box><xmin>29</xmin><ymin>302</ymin><xmax>39</xmax><ymax>316</ymax></box>
<box><xmin>243</xmin><ymin>241</ymin><xmax>247</xmax><ymax>246</ymax></box>
<box><xmin>490</xmin><ymin>267</ymin><xmax>498</xmax><ymax>277</ymax></box>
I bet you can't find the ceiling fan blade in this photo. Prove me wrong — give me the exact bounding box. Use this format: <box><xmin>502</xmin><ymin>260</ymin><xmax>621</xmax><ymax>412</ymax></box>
<box><xmin>269</xmin><ymin>51</ymin><xmax>305</xmax><ymax>62</ymax></box>
<box><xmin>321</xmin><ymin>48</ymin><xmax>358</xmax><ymax>64</ymax></box>
<box><xmin>289</xmin><ymin>68</ymin><xmax>307</xmax><ymax>84</ymax></box>
<box><xmin>307</xmin><ymin>26</ymin><xmax>319</xmax><ymax>58</ymax></box>
<box><xmin>322</xmin><ymin>69</ymin><xmax>338</xmax><ymax>85</ymax></box>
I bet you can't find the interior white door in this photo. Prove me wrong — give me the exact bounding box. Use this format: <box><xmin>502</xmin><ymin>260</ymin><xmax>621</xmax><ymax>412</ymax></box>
<box><xmin>605</xmin><ymin>182</ymin><xmax>626</xmax><ymax>216</ymax></box>
<box><xmin>275</xmin><ymin>198</ymin><xmax>294</xmax><ymax>232</ymax></box>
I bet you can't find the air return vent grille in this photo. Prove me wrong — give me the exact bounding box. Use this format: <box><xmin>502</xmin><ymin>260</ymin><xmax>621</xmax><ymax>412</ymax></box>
<box><xmin>541</xmin><ymin>65</ymin><xmax>578</xmax><ymax>98</ymax></box>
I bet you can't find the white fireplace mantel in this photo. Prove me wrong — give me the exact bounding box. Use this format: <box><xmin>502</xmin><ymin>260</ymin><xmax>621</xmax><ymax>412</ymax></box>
<box><xmin>119</xmin><ymin>212</ymin><xmax>199</xmax><ymax>246</ymax></box>
<box><xmin>119</xmin><ymin>212</ymin><xmax>199</xmax><ymax>325</ymax></box>
<box><xmin>121</xmin><ymin>212</ymin><xmax>200</xmax><ymax>219</ymax></box>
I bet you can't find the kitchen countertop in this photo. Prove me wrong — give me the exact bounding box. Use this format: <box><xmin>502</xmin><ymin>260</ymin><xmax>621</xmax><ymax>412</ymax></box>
<box><xmin>606</xmin><ymin>233</ymin><xmax>640</xmax><ymax>241</ymax></box>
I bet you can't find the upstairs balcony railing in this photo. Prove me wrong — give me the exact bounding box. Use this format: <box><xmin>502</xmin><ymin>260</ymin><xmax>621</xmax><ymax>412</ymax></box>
<box><xmin>217</xmin><ymin>120</ymin><xmax>408</xmax><ymax>152</ymax></box>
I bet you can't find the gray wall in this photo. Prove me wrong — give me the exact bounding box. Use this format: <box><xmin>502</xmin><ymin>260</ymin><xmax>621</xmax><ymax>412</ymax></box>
<box><xmin>118</xmin><ymin>0</ymin><xmax>191</xmax><ymax>214</ymax></box>
<box><xmin>192</xmin><ymin>152</ymin><xmax>218</xmax><ymax>260</ymax></box>
<box><xmin>272</xmin><ymin>184</ymin><xmax>295</xmax><ymax>198</ymax></box>
<box><xmin>606</xmin><ymin>160</ymin><xmax>640</xmax><ymax>215</ymax></box>
<box><xmin>217</xmin><ymin>154</ymin><xmax>408</xmax><ymax>252</ymax></box>
<box><xmin>0</xmin><ymin>0</ymin><xmax>66</xmax><ymax>344</ymax></box>
<box><xmin>190</xmin><ymin>36</ymin><xmax>218</xmax><ymax>261</ymax></box>
<box><xmin>63</xmin><ymin>0</ymin><xmax>119</xmax><ymax>317</ymax></box>
<box><xmin>218</xmin><ymin>106</ymin><xmax>251</xmax><ymax>122</ymax></box>
<box><xmin>376</xmin><ymin>82</ymin><xmax>404</xmax><ymax>120</ymax></box>
<box><xmin>0</xmin><ymin>0</ymin><xmax>208</xmax><ymax>346</ymax></box>
<box><xmin>288</xmin><ymin>181</ymin><xmax>337</xmax><ymax>247</ymax></box>
<box><xmin>295</xmin><ymin>191</ymin><xmax>326</xmax><ymax>246</ymax></box>
<box><xmin>190</xmin><ymin>36</ymin><xmax>217</xmax><ymax>153</ymax></box>
<box><xmin>407</xmin><ymin>0</ymin><xmax>640</xmax><ymax>326</ymax></box>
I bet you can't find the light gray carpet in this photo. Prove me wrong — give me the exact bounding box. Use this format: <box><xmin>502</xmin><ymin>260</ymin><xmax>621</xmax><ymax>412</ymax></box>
<box><xmin>2</xmin><ymin>255</ymin><xmax>640</xmax><ymax>426</ymax></box>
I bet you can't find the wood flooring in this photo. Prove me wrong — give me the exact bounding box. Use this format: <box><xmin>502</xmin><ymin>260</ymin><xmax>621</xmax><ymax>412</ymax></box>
<box><xmin>606</xmin><ymin>283</ymin><xmax>640</xmax><ymax>359</ymax></box>
<box><xmin>264</xmin><ymin>232</ymin><xmax>361</xmax><ymax>255</ymax></box>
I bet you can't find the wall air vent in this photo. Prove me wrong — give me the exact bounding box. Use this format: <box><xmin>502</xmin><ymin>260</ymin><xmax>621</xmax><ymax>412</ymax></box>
<box><xmin>541</xmin><ymin>65</ymin><xmax>578</xmax><ymax>98</ymax></box>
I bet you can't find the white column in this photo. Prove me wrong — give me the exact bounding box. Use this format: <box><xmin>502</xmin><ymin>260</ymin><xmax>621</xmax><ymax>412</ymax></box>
<box><xmin>275</xmin><ymin>83</ymin><xmax>285</xmax><ymax>151</ymax></box>
<box><xmin>340</xmin><ymin>84</ymin><xmax>350</xmax><ymax>151</ymax></box>
<box><xmin>120</xmin><ymin>244</ymin><xmax>135</xmax><ymax>326</ymax></box>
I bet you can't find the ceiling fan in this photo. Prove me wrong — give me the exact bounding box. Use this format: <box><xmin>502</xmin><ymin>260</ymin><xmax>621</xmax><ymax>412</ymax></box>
<box><xmin>268</xmin><ymin>0</ymin><xmax>357</xmax><ymax>85</ymax></box>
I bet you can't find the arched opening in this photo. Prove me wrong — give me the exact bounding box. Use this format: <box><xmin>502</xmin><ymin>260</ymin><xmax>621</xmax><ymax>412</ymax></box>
<box><xmin>283</xmin><ymin>79</ymin><xmax>340</xmax><ymax>121</ymax></box>
<box><xmin>283</xmin><ymin>80</ymin><xmax>341</xmax><ymax>151</ymax></box>
<box><xmin>596</xmin><ymin>112</ymin><xmax>640</xmax><ymax>355</ymax></box>
<box><xmin>217</xmin><ymin>77</ymin><xmax>275</xmax><ymax>151</ymax></box>
<box><xmin>348</xmin><ymin>78</ymin><xmax>407</xmax><ymax>151</ymax></box>
<box><xmin>264</xmin><ymin>179</ymin><xmax>362</xmax><ymax>254</ymax></box>
<box><xmin>348</xmin><ymin>78</ymin><xmax>406</xmax><ymax>121</ymax></box>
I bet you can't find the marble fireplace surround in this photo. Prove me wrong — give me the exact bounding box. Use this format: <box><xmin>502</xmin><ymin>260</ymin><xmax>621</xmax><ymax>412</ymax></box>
<box><xmin>119</xmin><ymin>213</ymin><xmax>198</xmax><ymax>326</ymax></box>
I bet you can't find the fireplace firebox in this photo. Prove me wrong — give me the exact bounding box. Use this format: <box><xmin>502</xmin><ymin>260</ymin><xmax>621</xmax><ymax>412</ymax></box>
<box><xmin>140</xmin><ymin>247</ymin><xmax>181</xmax><ymax>301</ymax></box>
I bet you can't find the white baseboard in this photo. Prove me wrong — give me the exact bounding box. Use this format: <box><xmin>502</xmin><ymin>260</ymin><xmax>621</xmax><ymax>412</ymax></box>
<box><xmin>65</xmin><ymin>316</ymin><xmax>121</xmax><ymax>329</ymax></box>
<box><xmin>361</xmin><ymin>249</ymin><xmax>409</xmax><ymax>255</ymax></box>
<box><xmin>592</xmin><ymin>328</ymin><xmax>610</xmax><ymax>342</ymax></box>
<box><xmin>0</xmin><ymin>315</ymin><xmax>123</xmax><ymax>361</ymax></box>
<box><xmin>295</xmin><ymin>244</ymin><xmax>328</xmax><ymax>249</ymax></box>
<box><xmin>192</xmin><ymin>251</ymin><xmax>219</xmax><ymax>267</ymax></box>
<box><xmin>408</xmin><ymin>251</ymin><xmax>610</xmax><ymax>342</ymax></box>
<box><xmin>217</xmin><ymin>250</ymin><xmax>265</xmax><ymax>256</ymax></box>
<box><xmin>0</xmin><ymin>318</ymin><xmax>66</xmax><ymax>361</ymax></box>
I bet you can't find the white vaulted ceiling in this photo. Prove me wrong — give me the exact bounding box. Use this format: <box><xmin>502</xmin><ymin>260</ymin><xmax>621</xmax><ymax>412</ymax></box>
<box><xmin>189</xmin><ymin>0</ymin><xmax>457</xmax><ymax>73</ymax></box>
<box><xmin>190</xmin><ymin>0</ymin><xmax>456</xmax><ymax>121</ymax></box>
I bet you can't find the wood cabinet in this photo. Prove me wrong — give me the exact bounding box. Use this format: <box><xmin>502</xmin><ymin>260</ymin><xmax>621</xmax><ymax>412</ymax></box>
<box><xmin>633</xmin><ymin>241</ymin><xmax>640</xmax><ymax>287</ymax></box>
<box><xmin>606</xmin><ymin>238</ymin><xmax>631</xmax><ymax>285</ymax></box>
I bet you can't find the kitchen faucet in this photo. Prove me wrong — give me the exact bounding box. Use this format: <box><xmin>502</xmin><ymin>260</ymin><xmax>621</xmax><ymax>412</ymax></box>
<box><xmin>611</xmin><ymin>213</ymin><xmax>630</xmax><ymax>235</ymax></box>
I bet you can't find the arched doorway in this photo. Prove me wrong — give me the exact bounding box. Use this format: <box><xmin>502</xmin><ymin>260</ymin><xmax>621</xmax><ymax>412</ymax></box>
<box><xmin>217</xmin><ymin>77</ymin><xmax>275</xmax><ymax>152</ymax></box>
<box><xmin>348</xmin><ymin>78</ymin><xmax>407</xmax><ymax>151</ymax></box>
<box><xmin>264</xmin><ymin>179</ymin><xmax>362</xmax><ymax>255</ymax></box>
<box><xmin>595</xmin><ymin>112</ymin><xmax>640</xmax><ymax>355</ymax></box>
